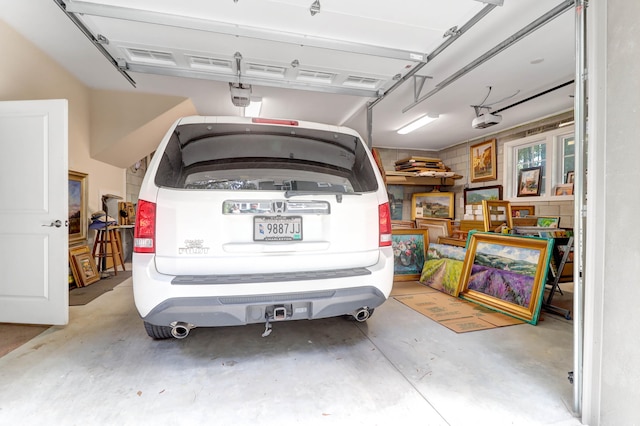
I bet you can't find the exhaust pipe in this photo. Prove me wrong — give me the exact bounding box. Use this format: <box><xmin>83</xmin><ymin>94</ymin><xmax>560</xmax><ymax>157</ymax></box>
<box><xmin>352</xmin><ymin>307</ymin><xmax>371</xmax><ymax>322</ymax></box>
<box><xmin>170</xmin><ymin>321</ymin><xmax>193</xmax><ymax>339</ymax></box>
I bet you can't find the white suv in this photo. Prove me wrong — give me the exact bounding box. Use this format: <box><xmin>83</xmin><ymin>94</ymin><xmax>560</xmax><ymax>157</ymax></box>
<box><xmin>132</xmin><ymin>116</ymin><xmax>394</xmax><ymax>339</ymax></box>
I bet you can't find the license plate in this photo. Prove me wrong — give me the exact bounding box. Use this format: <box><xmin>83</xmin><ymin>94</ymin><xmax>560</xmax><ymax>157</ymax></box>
<box><xmin>254</xmin><ymin>216</ymin><xmax>302</xmax><ymax>241</ymax></box>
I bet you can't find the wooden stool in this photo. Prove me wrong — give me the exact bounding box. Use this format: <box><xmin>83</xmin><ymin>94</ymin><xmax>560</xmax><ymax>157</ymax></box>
<box><xmin>92</xmin><ymin>226</ymin><xmax>126</xmax><ymax>275</ymax></box>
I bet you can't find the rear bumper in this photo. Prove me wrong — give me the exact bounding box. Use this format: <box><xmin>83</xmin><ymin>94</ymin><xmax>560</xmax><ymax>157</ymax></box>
<box><xmin>140</xmin><ymin>286</ymin><xmax>386</xmax><ymax>327</ymax></box>
<box><xmin>132</xmin><ymin>247</ymin><xmax>394</xmax><ymax>326</ymax></box>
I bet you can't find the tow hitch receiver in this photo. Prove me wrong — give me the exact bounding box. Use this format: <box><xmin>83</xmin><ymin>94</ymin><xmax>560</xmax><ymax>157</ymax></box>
<box><xmin>273</xmin><ymin>306</ymin><xmax>287</xmax><ymax>321</ymax></box>
<box><xmin>266</xmin><ymin>304</ymin><xmax>290</xmax><ymax>321</ymax></box>
<box><xmin>261</xmin><ymin>305</ymin><xmax>291</xmax><ymax>337</ymax></box>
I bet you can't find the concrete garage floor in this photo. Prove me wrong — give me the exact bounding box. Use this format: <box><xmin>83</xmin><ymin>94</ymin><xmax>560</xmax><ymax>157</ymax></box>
<box><xmin>0</xmin><ymin>278</ymin><xmax>581</xmax><ymax>426</ymax></box>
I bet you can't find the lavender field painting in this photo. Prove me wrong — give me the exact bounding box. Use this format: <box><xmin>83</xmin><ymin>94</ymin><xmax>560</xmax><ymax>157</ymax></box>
<box><xmin>459</xmin><ymin>233</ymin><xmax>552</xmax><ymax>324</ymax></box>
<box><xmin>468</xmin><ymin>265</ymin><xmax>535</xmax><ymax>306</ymax></box>
<box><xmin>467</xmin><ymin>241</ymin><xmax>540</xmax><ymax>307</ymax></box>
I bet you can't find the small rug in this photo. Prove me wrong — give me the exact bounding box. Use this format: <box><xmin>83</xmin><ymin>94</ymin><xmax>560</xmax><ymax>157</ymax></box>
<box><xmin>391</xmin><ymin>280</ymin><xmax>524</xmax><ymax>333</ymax></box>
<box><xmin>0</xmin><ymin>323</ymin><xmax>50</xmax><ymax>358</ymax></box>
<box><xmin>69</xmin><ymin>270</ymin><xmax>132</xmax><ymax>306</ymax></box>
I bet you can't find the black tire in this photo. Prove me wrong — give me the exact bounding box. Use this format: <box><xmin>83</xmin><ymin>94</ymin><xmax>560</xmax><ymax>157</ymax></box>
<box><xmin>144</xmin><ymin>321</ymin><xmax>173</xmax><ymax>339</ymax></box>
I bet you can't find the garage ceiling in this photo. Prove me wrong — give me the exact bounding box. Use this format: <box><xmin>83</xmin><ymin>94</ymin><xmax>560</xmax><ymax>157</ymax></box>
<box><xmin>2</xmin><ymin>0</ymin><xmax>576</xmax><ymax>152</ymax></box>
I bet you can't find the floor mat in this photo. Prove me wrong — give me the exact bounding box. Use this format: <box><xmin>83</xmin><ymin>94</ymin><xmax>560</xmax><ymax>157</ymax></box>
<box><xmin>390</xmin><ymin>280</ymin><xmax>433</xmax><ymax>296</ymax></box>
<box><xmin>69</xmin><ymin>270</ymin><xmax>132</xmax><ymax>306</ymax></box>
<box><xmin>391</xmin><ymin>281</ymin><xmax>524</xmax><ymax>333</ymax></box>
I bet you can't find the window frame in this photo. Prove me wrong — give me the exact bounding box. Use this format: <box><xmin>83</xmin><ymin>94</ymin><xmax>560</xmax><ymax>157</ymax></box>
<box><xmin>503</xmin><ymin>125</ymin><xmax>575</xmax><ymax>202</ymax></box>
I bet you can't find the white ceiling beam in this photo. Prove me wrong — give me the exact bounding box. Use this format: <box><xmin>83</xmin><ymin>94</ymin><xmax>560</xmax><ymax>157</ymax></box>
<box><xmin>367</xmin><ymin>2</ymin><xmax>498</xmax><ymax>110</ymax></box>
<box><xmin>54</xmin><ymin>0</ymin><xmax>136</xmax><ymax>86</ymax></box>
<box><xmin>125</xmin><ymin>63</ymin><xmax>381</xmax><ymax>97</ymax></box>
<box><xmin>63</xmin><ymin>0</ymin><xmax>427</xmax><ymax>62</ymax></box>
<box><xmin>474</xmin><ymin>0</ymin><xmax>504</xmax><ymax>5</ymax></box>
<box><xmin>402</xmin><ymin>0</ymin><xmax>575</xmax><ymax>113</ymax></box>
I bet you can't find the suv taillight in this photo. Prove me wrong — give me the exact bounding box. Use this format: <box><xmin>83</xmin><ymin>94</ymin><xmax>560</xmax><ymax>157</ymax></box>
<box><xmin>379</xmin><ymin>202</ymin><xmax>392</xmax><ymax>247</ymax></box>
<box><xmin>134</xmin><ymin>199</ymin><xmax>156</xmax><ymax>253</ymax></box>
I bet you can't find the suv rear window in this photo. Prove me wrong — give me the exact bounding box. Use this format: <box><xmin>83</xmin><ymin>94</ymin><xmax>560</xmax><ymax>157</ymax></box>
<box><xmin>154</xmin><ymin>123</ymin><xmax>379</xmax><ymax>193</ymax></box>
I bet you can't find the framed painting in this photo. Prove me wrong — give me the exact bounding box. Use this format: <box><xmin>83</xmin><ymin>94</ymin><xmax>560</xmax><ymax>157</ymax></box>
<box><xmin>481</xmin><ymin>200</ymin><xmax>513</xmax><ymax>232</ymax></box>
<box><xmin>536</xmin><ymin>216</ymin><xmax>561</xmax><ymax>228</ymax></box>
<box><xmin>437</xmin><ymin>235</ymin><xmax>467</xmax><ymax>248</ymax></box>
<box><xmin>470</xmin><ymin>139</ymin><xmax>497</xmax><ymax>182</ymax></box>
<box><xmin>554</xmin><ymin>184</ymin><xmax>574</xmax><ymax>196</ymax></box>
<box><xmin>68</xmin><ymin>170</ymin><xmax>88</xmax><ymax>243</ymax></box>
<box><xmin>68</xmin><ymin>245</ymin><xmax>100</xmax><ymax>287</ymax></box>
<box><xmin>391</xmin><ymin>229</ymin><xmax>429</xmax><ymax>281</ymax></box>
<box><xmin>511</xmin><ymin>205</ymin><xmax>535</xmax><ymax>218</ymax></box>
<box><xmin>458</xmin><ymin>232</ymin><xmax>553</xmax><ymax>324</ymax></box>
<box><xmin>419</xmin><ymin>243</ymin><xmax>466</xmax><ymax>296</ymax></box>
<box><xmin>411</xmin><ymin>192</ymin><xmax>454</xmax><ymax>220</ymax></box>
<box><xmin>517</xmin><ymin>166</ymin><xmax>542</xmax><ymax>197</ymax></box>
<box><xmin>415</xmin><ymin>217</ymin><xmax>452</xmax><ymax>244</ymax></box>
<box><xmin>387</xmin><ymin>184</ymin><xmax>404</xmax><ymax>220</ymax></box>
<box><xmin>391</xmin><ymin>220</ymin><xmax>416</xmax><ymax>229</ymax></box>
<box><xmin>566</xmin><ymin>171</ymin><xmax>575</xmax><ymax>184</ymax></box>
<box><xmin>463</xmin><ymin>185</ymin><xmax>503</xmax><ymax>205</ymax></box>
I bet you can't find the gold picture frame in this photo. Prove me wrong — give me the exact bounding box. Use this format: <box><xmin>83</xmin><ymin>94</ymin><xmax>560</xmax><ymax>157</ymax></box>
<box><xmin>481</xmin><ymin>200</ymin><xmax>513</xmax><ymax>232</ymax></box>
<box><xmin>68</xmin><ymin>170</ymin><xmax>88</xmax><ymax>243</ymax></box>
<box><xmin>411</xmin><ymin>192</ymin><xmax>454</xmax><ymax>220</ymax></box>
<box><xmin>415</xmin><ymin>217</ymin><xmax>452</xmax><ymax>244</ymax></box>
<box><xmin>437</xmin><ymin>236</ymin><xmax>467</xmax><ymax>248</ymax></box>
<box><xmin>69</xmin><ymin>245</ymin><xmax>100</xmax><ymax>287</ymax></box>
<box><xmin>392</xmin><ymin>228</ymin><xmax>429</xmax><ymax>281</ymax></box>
<box><xmin>391</xmin><ymin>220</ymin><xmax>416</xmax><ymax>229</ymax></box>
<box><xmin>470</xmin><ymin>139</ymin><xmax>497</xmax><ymax>182</ymax></box>
<box><xmin>554</xmin><ymin>184</ymin><xmax>574</xmax><ymax>196</ymax></box>
<box><xmin>458</xmin><ymin>232</ymin><xmax>553</xmax><ymax>324</ymax></box>
<box><xmin>511</xmin><ymin>205</ymin><xmax>535</xmax><ymax>218</ymax></box>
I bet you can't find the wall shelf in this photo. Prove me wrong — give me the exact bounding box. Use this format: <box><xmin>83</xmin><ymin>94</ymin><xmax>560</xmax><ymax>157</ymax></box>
<box><xmin>385</xmin><ymin>172</ymin><xmax>463</xmax><ymax>186</ymax></box>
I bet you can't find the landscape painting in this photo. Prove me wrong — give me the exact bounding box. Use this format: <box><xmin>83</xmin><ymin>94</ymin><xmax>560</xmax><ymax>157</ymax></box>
<box><xmin>68</xmin><ymin>170</ymin><xmax>88</xmax><ymax>243</ymax></box>
<box><xmin>463</xmin><ymin>185</ymin><xmax>503</xmax><ymax>205</ymax></box>
<box><xmin>458</xmin><ymin>233</ymin><xmax>552</xmax><ymax>324</ymax></box>
<box><xmin>419</xmin><ymin>243</ymin><xmax>466</xmax><ymax>296</ymax></box>
<box><xmin>411</xmin><ymin>192</ymin><xmax>454</xmax><ymax>219</ymax></box>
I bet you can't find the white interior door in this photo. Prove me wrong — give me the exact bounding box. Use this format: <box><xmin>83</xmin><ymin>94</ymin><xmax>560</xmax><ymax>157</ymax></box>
<box><xmin>0</xmin><ymin>99</ymin><xmax>69</xmax><ymax>325</ymax></box>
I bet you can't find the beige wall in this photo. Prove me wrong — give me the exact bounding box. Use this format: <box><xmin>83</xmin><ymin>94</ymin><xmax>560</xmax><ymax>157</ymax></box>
<box><xmin>0</xmin><ymin>19</ymin><xmax>197</xmax><ymax>240</ymax></box>
<box><xmin>0</xmin><ymin>19</ymin><xmax>124</xmax><ymax>219</ymax></box>
<box><xmin>90</xmin><ymin>90</ymin><xmax>195</xmax><ymax>168</ymax></box>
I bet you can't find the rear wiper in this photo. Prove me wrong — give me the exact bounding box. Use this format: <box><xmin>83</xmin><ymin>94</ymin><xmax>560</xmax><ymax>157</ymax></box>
<box><xmin>283</xmin><ymin>190</ymin><xmax>360</xmax><ymax>203</ymax></box>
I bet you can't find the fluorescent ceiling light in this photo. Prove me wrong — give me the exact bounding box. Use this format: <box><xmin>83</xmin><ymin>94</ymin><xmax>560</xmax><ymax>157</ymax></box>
<box><xmin>397</xmin><ymin>114</ymin><xmax>439</xmax><ymax>135</ymax></box>
<box><xmin>244</xmin><ymin>97</ymin><xmax>262</xmax><ymax>117</ymax></box>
